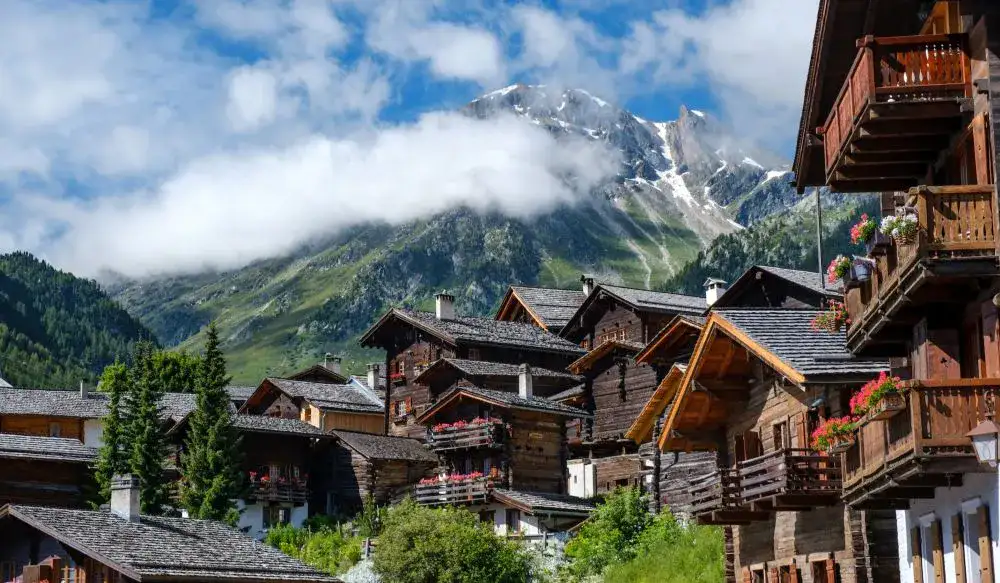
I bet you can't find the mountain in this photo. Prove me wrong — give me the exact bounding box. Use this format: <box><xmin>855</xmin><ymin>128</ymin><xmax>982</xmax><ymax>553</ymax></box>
<box><xmin>110</xmin><ymin>85</ymin><xmax>811</xmax><ymax>383</ymax></box>
<box><xmin>0</xmin><ymin>251</ymin><xmax>155</xmax><ymax>388</ymax></box>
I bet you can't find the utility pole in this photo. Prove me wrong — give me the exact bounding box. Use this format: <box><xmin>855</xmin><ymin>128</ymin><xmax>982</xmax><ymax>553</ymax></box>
<box><xmin>815</xmin><ymin>188</ymin><xmax>824</xmax><ymax>288</ymax></box>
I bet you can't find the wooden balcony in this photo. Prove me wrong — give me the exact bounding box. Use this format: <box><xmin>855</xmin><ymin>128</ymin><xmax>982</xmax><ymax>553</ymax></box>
<box><xmin>412</xmin><ymin>477</ymin><xmax>494</xmax><ymax>506</ymax></box>
<box><xmin>842</xmin><ymin>379</ymin><xmax>995</xmax><ymax>509</ymax></box>
<box><xmin>247</xmin><ymin>480</ymin><xmax>309</xmax><ymax>505</ymax></box>
<box><xmin>738</xmin><ymin>449</ymin><xmax>842</xmax><ymax>511</ymax></box>
<box><xmin>844</xmin><ymin>184</ymin><xmax>1000</xmax><ymax>355</ymax></box>
<box><xmin>821</xmin><ymin>34</ymin><xmax>970</xmax><ymax>193</ymax></box>
<box><xmin>427</xmin><ymin>421</ymin><xmax>507</xmax><ymax>452</ymax></box>
<box><xmin>689</xmin><ymin>469</ymin><xmax>763</xmax><ymax>525</ymax></box>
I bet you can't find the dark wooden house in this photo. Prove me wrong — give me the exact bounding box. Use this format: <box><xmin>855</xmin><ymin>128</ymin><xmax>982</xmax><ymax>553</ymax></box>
<box><xmin>0</xmin><ymin>477</ymin><xmax>334</xmax><ymax>583</ymax></box>
<box><xmin>410</xmin><ymin>367</ymin><xmax>595</xmax><ymax>535</ymax></box>
<box><xmin>358</xmin><ymin>293</ymin><xmax>585</xmax><ymax>439</ymax></box>
<box><xmin>324</xmin><ymin>429</ymin><xmax>437</xmax><ymax>514</ymax></box>
<box><xmin>0</xmin><ymin>387</ymin><xmax>108</xmax><ymax>448</ymax></box>
<box><xmin>557</xmin><ymin>284</ymin><xmax>705</xmax><ymax>497</ymax></box>
<box><xmin>794</xmin><ymin>1</ymin><xmax>1000</xmax><ymax>581</ymax></box>
<box><xmin>659</xmin><ymin>309</ymin><xmax>897</xmax><ymax>583</ymax></box>
<box><xmin>708</xmin><ymin>266</ymin><xmax>841</xmax><ymax>310</ymax></box>
<box><xmin>494</xmin><ymin>285</ymin><xmax>586</xmax><ymax>334</ymax></box>
<box><xmin>240</xmin><ymin>377</ymin><xmax>384</xmax><ymax>435</ymax></box>
<box><xmin>0</xmin><ymin>434</ymin><xmax>96</xmax><ymax>508</ymax></box>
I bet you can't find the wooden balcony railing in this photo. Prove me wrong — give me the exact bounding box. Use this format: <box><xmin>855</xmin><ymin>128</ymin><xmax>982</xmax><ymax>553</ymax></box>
<box><xmin>689</xmin><ymin>469</ymin><xmax>742</xmax><ymax>520</ymax></box>
<box><xmin>412</xmin><ymin>477</ymin><xmax>494</xmax><ymax>506</ymax></box>
<box><xmin>842</xmin><ymin>379</ymin><xmax>995</xmax><ymax>505</ymax></box>
<box><xmin>248</xmin><ymin>478</ymin><xmax>309</xmax><ymax>504</ymax></box>
<box><xmin>844</xmin><ymin>184</ymin><xmax>998</xmax><ymax>351</ymax></box>
<box><xmin>822</xmin><ymin>34</ymin><xmax>970</xmax><ymax>179</ymax></box>
<box><xmin>427</xmin><ymin>421</ymin><xmax>507</xmax><ymax>452</ymax></box>
<box><xmin>738</xmin><ymin>449</ymin><xmax>841</xmax><ymax>505</ymax></box>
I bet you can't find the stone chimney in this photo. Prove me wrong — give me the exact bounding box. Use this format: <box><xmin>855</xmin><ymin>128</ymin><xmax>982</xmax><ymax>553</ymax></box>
<box><xmin>581</xmin><ymin>275</ymin><xmax>595</xmax><ymax>296</ymax></box>
<box><xmin>435</xmin><ymin>292</ymin><xmax>455</xmax><ymax>320</ymax></box>
<box><xmin>704</xmin><ymin>278</ymin><xmax>728</xmax><ymax>307</ymax></box>
<box><xmin>110</xmin><ymin>474</ymin><xmax>141</xmax><ymax>523</ymax></box>
<box><xmin>80</xmin><ymin>380</ymin><xmax>88</xmax><ymax>400</ymax></box>
<box><xmin>518</xmin><ymin>364</ymin><xmax>533</xmax><ymax>399</ymax></box>
<box><xmin>367</xmin><ymin>363</ymin><xmax>379</xmax><ymax>390</ymax></box>
<box><xmin>323</xmin><ymin>353</ymin><xmax>342</xmax><ymax>375</ymax></box>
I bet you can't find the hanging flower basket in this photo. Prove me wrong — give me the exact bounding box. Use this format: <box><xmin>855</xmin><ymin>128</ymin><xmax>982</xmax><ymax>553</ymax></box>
<box><xmin>866</xmin><ymin>231</ymin><xmax>892</xmax><ymax>256</ymax></box>
<box><xmin>851</xmin><ymin>257</ymin><xmax>874</xmax><ymax>283</ymax></box>
<box><xmin>880</xmin><ymin>212</ymin><xmax>918</xmax><ymax>246</ymax></box>
<box><xmin>810</xmin><ymin>416</ymin><xmax>858</xmax><ymax>454</ymax></box>
<box><xmin>811</xmin><ymin>300</ymin><xmax>850</xmax><ymax>333</ymax></box>
<box><xmin>850</xmin><ymin>372</ymin><xmax>908</xmax><ymax>422</ymax></box>
<box><xmin>827</xmin><ymin>255</ymin><xmax>854</xmax><ymax>289</ymax></box>
<box><xmin>827</xmin><ymin>433</ymin><xmax>856</xmax><ymax>455</ymax></box>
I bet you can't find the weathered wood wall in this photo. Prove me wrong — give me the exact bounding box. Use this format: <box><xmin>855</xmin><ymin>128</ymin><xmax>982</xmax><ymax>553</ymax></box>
<box><xmin>322</xmin><ymin>412</ymin><xmax>384</xmax><ymax>435</ymax></box>
<box><xmin>0</xmin><ymin>460</ymin><xmax>90</xmax><ymax>508</ymax></box>
<box><xmin>507</xmin><ymin>410</ymin><xmax>567</xmax><ymax>494</ymax></box>
<box><xmin>0</xmin><ymin>416</ymin><xmax>83</xmax><ymax>441</ymax></box>
<box><xmin>589</xmin><ymin>357</ymin><xmax>658</xmax><ymax>440</ymax></box>
<box><xmin>639</xmin><ymin>442</ymin><xmax>717</xmax><ymax>517</ymax></box>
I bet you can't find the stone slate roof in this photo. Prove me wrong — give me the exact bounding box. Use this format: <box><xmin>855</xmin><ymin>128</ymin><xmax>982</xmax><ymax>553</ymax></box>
<box><xmin>233</xmin><ymin>415</ymin><xmax>329</xmax><ymax>438</ymax></box>
<box><xmin>492</xmin><ymin>490</ymin><xmax>595</xmax><ymax>517</ymax></box>
<box><xmin>415</xmin><ymin>358</ymin><xmax>582</xmax><ymax>383</ymax></box>
<box><xmin>330</xmin><ymin>430</ymin><xmax>437</xmax><ymax>463</ymax></box>
<box><xmin>265</xmin><ymin>378</ymin><xmax>384</xmax><ymax>413</ymax></box>
<box><xmin>508</xmin><ymin>286</ymin><xmax>586</xmax><ymax>329</ymax></box>
<box><xmin>757</xmin><ymin>265</ymin><xmax>841</xmax><ymax>297</ymax></box>
<box><xmin>0</xmin><ymin>434</ymin><xmax>97</xmax><ymax>463</ymax></box>
<box><xmin>547</xmin><ymin>384</ymin><xmax>585</xmax><ymax>403</ymax></box>
<box><xmin>434</xmin><ymin>386</ymin><xmax>590</xmax><ymax>419</ymax></box>
<box><xmin>716</xmin><ymin>309</ymin><xmax>888</xmax><ymax>380</ymax></box>
<box><xmin>600</xmin><ymin>285</ymin><xmax>706</xmax><ymax>314</ymax></box>
<box><xmin>226</xmin><ymin>385</ymin><xmax>258</xmax><ymax>407</ymax></box>
<box><xmin>0</xmin><ymin>388</ymin><xmax>109</xmax><ymax>418</ymax></box>
<box><xmin>3</xmin><ymin>505</ymin><xmax>337</xmax><ymax>582</ymax></box>
<box><xmin>395</xmin><ymin>310</ymin><xmax>586</xmax><ymax>355</ymax></box>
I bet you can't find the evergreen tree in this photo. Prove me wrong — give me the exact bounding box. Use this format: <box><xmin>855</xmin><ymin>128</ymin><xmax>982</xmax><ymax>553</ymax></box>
<box><xmin>128</xmin><ymin>341</ymin><xmax>171</xmax><ymax>514</ymax></box>
<box><xmin>92</xmin><ymin>361</ymin><xmax>132</xmax><ymax>506</ymax></box>
<box><xmin>153</xmin><ymin>350</ymin><xmax>203</xmax><ymax>393</ymax></box>
<box><xmin>180</xmin><ymin>323</ymin><xmax>243</xmax><ymax>522</ymax></box>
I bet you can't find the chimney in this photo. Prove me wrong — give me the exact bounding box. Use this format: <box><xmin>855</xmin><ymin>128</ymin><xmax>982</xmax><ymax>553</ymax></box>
<box><xmin>581</xmin><ymin>275</ymin><xmax>595</xmax><ymax>296</ymax></box>
<box><xmin>80</xmin><ymin>380</ymin><xmax>88</xmax><ymax>400</ymax></box>
<box><xmin>435</xmin><ymin>292</ymin><xmax>455</xmax><ymax>320</ymax></box>
<box><xmin>332</xmin><ymin>356</ymin><xmax>342</xmax><ymax>375</ymax></box>
<box><xmin>704</xmin><ymin>278</ymin><xmax>728</xmax><ymax>307</ymax></box>
<box><xmin>110</xmin><ymin>474</ymin><xmax>141</xmax><ymax>523</ymax></box>
<box><xmin>518</xmin><ymin>364</ymin><xmax>533</xmax><ymax>399</ymax></box>
<box><xmin>367</xmin><ymin>363</ymin><xmax>379</xmax><ymax>390</ymax></box>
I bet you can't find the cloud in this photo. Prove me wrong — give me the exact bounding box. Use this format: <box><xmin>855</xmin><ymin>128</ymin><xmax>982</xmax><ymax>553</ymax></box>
<box><xmin>19</xmin><ymin>113</ymin><xmax>618</xmax><ymax>278</ymax></box>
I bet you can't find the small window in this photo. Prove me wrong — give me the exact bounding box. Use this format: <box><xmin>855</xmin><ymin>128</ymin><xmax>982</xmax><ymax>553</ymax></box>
<box><xmin>264</xmin><ymin>506</ymin><xmax>292</xmax><ymax>527</ymax></box>
<box><xmin>479</xmin><ymin>510</ymin><xmax>495</xmax><ymax>525</ymax></box>
<box><xmin>506</xmin><ymin>509</ymin><xmax>521</xmax><ymax>534</ymax></box>
<box><xmin>468</xmin><ymin>348</ymin><xmax>481</xmax><ymax>360</ymax></box>
<box><xmin>48</xmin><ymin>423</ymin><xmax>61</xmax><ymax>438</ymax></box>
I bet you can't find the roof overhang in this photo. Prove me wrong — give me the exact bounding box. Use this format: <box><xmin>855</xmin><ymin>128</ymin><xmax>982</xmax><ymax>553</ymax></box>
<box><xmin>490</xmin><ymin>491</ymin><xmax>594</xmax><ymax>518</ymax></box>
<box><xmin>624</xmin><ymin>363</ymin><xmax>687</xmax><ymax>444</ymax></box>
<box><xmin>415</xmin><ymin>387</ymin><xmax>590</xmax><ymax>424</ymax></box>
<box><xmin>567</xmin><ymin>340</ymin><xmax>643</xmax><ymax>375</ymax></box>
<box><xmin>709</xmin><ymin>266</ymin><xmax>840</xmax><ymax>311</ymax></box>
<box><xmin>494</xmin><ymin>287</ymin><xmax>548</xmax><ymax>329</ymax></box>
<box><xmin>634</xmin><ymin>316</ymin><xmax>703</xmax><ymax>365</ymax></box>
<box><xmin>358</xmin><ymin>308</ymin><xmax>457</xmax><ymax>350</ymax></box>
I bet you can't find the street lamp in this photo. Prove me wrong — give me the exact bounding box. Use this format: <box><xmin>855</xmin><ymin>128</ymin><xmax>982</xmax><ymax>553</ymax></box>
<box><xmin>967</xmin><ymin>413</ymin><xmax>999</xmax><ymax>468</ymax></box>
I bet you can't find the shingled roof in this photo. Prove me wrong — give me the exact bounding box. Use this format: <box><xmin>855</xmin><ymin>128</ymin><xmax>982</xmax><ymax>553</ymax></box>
<box><xmin>262</xmin><ymin>378</ymin><xmax>384</xmax><ymax>413</ymax></box>
<box><xmin>560</xmin><ymin>284</ymin><xmax>705</xmax><ymax>341</ymax></box>
<box><xmin>413</xmin><ymin>358</ymin><xmax>582</xmax><ymax>385</ymax></box>
<box><xmin>715</xmin><ymin>309</ymin><xmax>888</xmax><ymax>380</ymax></box>
<box><xmin>1</xmin><ymin>505</ymin><xmax>337</xmax><ymax>582</ymax></box>
<box><xmin>495</xmin><ymin>286</ymin><xmax>586</xmax><ymax>331</ymax></box>
<box><xmin>0</xmin><ymin>434</ymin><xmax>98</xmax><ymax>464</ymax></box>
<box><xmin>419</xmin><ymin>386</ymin><xmax>590</xmax><ymax>422</ymax></box>
<box><xmin>492</xmin><ymin>490</ymin><xmax>595</xmax><ymax>517</ymax></box>
<box><xmin>330</xmin><ymin>430</ymin><xmax>437</xmax><ymax>463</ymax></box>
<box><xmin>361</xmin><ymin>309</ymin><xmax>585</xmax><ymax>355</ymax></box>
<box><xmin>0</xmin><ymin>388</ymin><xmax>109</xmax><ymax>418</ymax></box>
<box><xmin>757</xmin><ymin>266</ymin><xmax>840</xmax><ymax>297</ymax></box>
<box><xmin>233</xmin><ymin>415</ymin><xmax>329</xmax><ymax>438</ymax></box>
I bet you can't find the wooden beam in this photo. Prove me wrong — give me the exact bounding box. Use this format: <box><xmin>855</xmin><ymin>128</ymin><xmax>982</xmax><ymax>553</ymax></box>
<box><xmin>844</xmin><ymin>151</ymin><xmax>938</xmax><ymax>166</ymax></box>
<box><xmin>867</xmin><ymin>100</ymin><xmax>969</xmax><ymax>122</ymax></box>
<box><xmin>830</xmin><ymin>178</ymin><xmax>919</xmax><ymax>193</ymax></box>
<box><xmin>715</xmin><ymin>340</ymin><xmax>737</xmax><ymax>379</ymax></box>
<box><xmin>859</xmin><ymin>118</ymin><xmax>962</xmax><ymax>138</ymax></box>
<box><xmin>850</xmin><ymin>136</ymin><xmax>950</xmax><ymax>154</ymax></box>
<box><xmin>835</xmin><ymin>162</ymin><xmax>928</xmax><ymax>180</ymax></box>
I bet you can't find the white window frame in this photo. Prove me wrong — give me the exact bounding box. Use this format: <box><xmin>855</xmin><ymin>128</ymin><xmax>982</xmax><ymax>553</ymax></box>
<box><xmin>962</xmin><ymin>498</ymin><xmax>984</xmax><ymax>583</ymax></box>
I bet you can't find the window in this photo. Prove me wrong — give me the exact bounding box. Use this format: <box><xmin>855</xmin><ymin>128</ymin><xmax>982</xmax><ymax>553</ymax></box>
<box><xmin>810</xmin><ymin>560</ymin><xmax>836</xmax><ymax>583</ymax></box>
<box><xmin>48</xmin><ymin>422</ymin><xmax>61</xmax><ymax>437</ymax></box>
<box><xmin>303</xmin><ymin>408</ymin><xmax>313</xmax><ymax>424</ymax></box>
<box><xmin>264</xmin><ymin>505</ymin><xmax>291</xmax><ymax>528</ymax></box>
<box><xmin>772</xmin><ymin>421</ymin><xmax>789</xmax><ymax>452</ymax></box>
<box><xmin>479</xmin><ymin>510</ymin><xmax>495</xmax><ymax>525</ymax></box>
<box><xmin>505</xmin><ymin>509</ymin><xmax>521</xmax><ymax>534</ymax></box>
<box><xmin>468</xmin><ymin>348</ymin><xmax>481</xmax><ymax>360</ymax></box>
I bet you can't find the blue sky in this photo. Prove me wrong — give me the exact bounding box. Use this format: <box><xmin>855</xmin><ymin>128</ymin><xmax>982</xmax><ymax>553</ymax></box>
<box><xmin>0</xmin><ymin>0</ymin><xmax>819</xmax><ymax>278</ymax></box>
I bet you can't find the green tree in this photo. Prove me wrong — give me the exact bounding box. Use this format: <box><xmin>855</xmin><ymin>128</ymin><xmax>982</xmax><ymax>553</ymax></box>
<box><xmin>92</xmin><ymin>361</ymin><xmax>132</xmax><ymax>505</ymax></box>
<box><xmin>180</xmin><ymin>323</ymin><xmax>242</xmax><ymax>522</ymax></box>
<box><xmin>128</xmin><ymin>341</ymin><xmax>171</xmax><ymax>514</ymax></box>
<box><xmin>153</xmin><ymin>350</ymin><xmax>202</xmax><ymax>393</ymax></box>
<box><xmin>563</xmin><ymin>487</ymin><xmax>653</xmax><ymax>579</ymax></box>
<box><xmin>372</xmin><ymin>499</ymin><xmax>532</xmax><ymax>583</ymax></box>
<box><xmin>264</xmin><ymin>524</ymin><xmax>362</xmax><ymax>577</ymax></box>
<box><xmin>603</xmin><ymin>520</ymin><xmax>724</xmax><ymax>583</ymax></box>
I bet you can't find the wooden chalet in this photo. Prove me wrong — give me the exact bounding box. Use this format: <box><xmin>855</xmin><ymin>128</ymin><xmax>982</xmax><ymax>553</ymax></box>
<box><xmin>0</xmin><ymin>387</ymin><xmax>108</xmax><ymax>447</ymax></box>
<box><xmin>0</xmin><ymin>434</ymin><xmax>96</xmax><ymax>508</ymax></box>
<box><xmin>410</xmin><ymin>367</ymin><xmax>595</xmax><ymax>535</ymax></box>
<box><xmin>286</xmin><ymin>354</ymin><xmax>349</xmax><ymax>384</ymax></box>
<box><xmin>0</xmin><ymin>477</ymin><xmax>335</xmax><ymax>583</ymax></box>
<box><xmin>707</xmin><ymin>266</ymin><xmax>841</xmax><ymax>310</ymax></box>
<box><xmin>658</xmin><ymin>309</ymin><xmax>897</xmax><ymax>583</ymax></box>
<box><xmin>323</xmin><ymin>430</ymin><xmax>437</xmax><ymax>513</ymax></box>
<box><xmin>494</xmin><ymin>284</ymin><xmax>586</xmax><ymax>333</ymax></box>
<box><xmin>795</xmin><ymin>2</ymin><xmax>1000</xmax><ymax>582</ymax></box>
<box><xmin>557</xmin><ymin>284</ymin><xmax>705</xmax><ymax>497</ymax></box>
<box><xmin>358</xmin><ymin>292</ymin><xmax>585</xmax><ymax>439</ymax></box>
<box><xmin>240</xmin><ymin>377</ymin><xmax>384</xmax><ymax>435</ymax></box>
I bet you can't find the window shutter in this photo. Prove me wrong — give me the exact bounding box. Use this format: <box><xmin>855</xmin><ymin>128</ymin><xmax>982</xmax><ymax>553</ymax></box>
<box><xmin>932</xmin><ymin>519</ymin><xmax>945</xmax><ymax>583</ymax></box>
<box><xmin>789</xmin><ymin>562</ymin><xmax>800</xmax><ymax>583</ymax></box>
<box><xmin>768</xmin><ymin>567</ymin><xmax>778</xmax><ymax>583</ymax></box>
<box><xmin>741</xmin><ymin>567</ymin><xmax>751</xmax><ymax>583</ymax></box>
<box><xmin>979</xmin><ymin>504</ymin><xmax>994</xmax><ymax>583</ymax></box>
<box><xmin>952</xmin><ymin>514</ymin><xmax>967</xmax><ymax>583</ymax></box>
<box><xmin>825</xmin><ymin>559</ymin><xmax>836</xmax><ymax>583</ymax></box>
<box><xmin>911</xmin><ymin>527</ymin><xmax>925</xmax><ymax>583</ymax></box>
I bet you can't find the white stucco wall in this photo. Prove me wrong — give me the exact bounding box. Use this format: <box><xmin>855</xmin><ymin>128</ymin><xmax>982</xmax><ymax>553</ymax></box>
<box><xmin>83</xmin><ymin>418</ymin><xmax>104</xmax><ymax>448</ymax></box>
<box><xmin>895</xmin><ymin>472</ymin><xmax>999</xmax><ymax>583</ymax></box>
<box><xmin>236</xmin><ymin>500</ymin><xmax>308</xmax><ymax>541</ymax></box>
<box><xmin>567</xmin><ymin>460</ymin><xmax>596</xmax><ymax>499</ymax></box>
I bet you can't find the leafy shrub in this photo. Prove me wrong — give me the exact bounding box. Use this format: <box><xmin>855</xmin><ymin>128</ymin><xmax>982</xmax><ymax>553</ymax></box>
<box><xmin>372</xmin><ymin>498</ymin><xmax>532</xmax><ymax>583</ymax></box>
<box><xmin>562</xmin><ymin>487</ymin><xmax>653</xmax><ymax>579</ymax></box>
<box><xmin>264</xmin><ymin>524</ymin><xmax>362</xmax><ymax>576</ymax></box>
<box><xmin>603</xmin><ymin>522</ymin><xmax>724</xmax><ymax>583</ymax></box>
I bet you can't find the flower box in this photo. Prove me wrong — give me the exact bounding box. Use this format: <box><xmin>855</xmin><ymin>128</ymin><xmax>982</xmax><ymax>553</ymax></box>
<box><xmin>810</xmin><ymin>416</ymin><xmax>858</xmax><ymax>454</ymax></box>
<box><xmin>827</xmin><ymin>433</ymin><xmax>856</xmax><ymax>455</ymax></box>
<box><xmin>864</xmin><ymin>392</ymin><xmax>906</xmax><ymax>422</ymax></box>
<box><xmin>865</xmin><ymin>231</ymin><xmax>892</xmax><ymax>256</ymax></box>
<box><xmin>851</xmin><ymin>258</ymin><xmax>874</xmax><ymax>283</ymax></box>
<box><xmin>880</xmin><ymin>212</ymin><xmax>918</xmax><ymax>246</ymax></box>
<box><xmin>811</xmin><ymin>300</ymin><xmax>850</xmax><ymax>333</ymax></box>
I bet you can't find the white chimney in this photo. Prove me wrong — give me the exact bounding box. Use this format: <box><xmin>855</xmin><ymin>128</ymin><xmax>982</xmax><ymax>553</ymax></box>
<box><xmin>581</xmin><ymin>275</ymin><xmax>595</xmax><ymax>296</ymax></box>
<box><xmin>367</xmin><ymin>363</ymin><xmax>379</xmax><ymax>390</ymax></box>
<box><xmin>110</xmin><ymin>474</ymin><xmax>141</xmax><ymax>523</ymax></box>
<box><xmin>332</xmin><ymin>356</ymin><xmax>342</xmax><ymax>375</ymax></box>
<box><xmin>80</xmin><ymin>380</ymin><xmax>88</xmax><ymax>400</ymax></box>
<box><xmin>704</xmin><ymin>278</ymin><xmax>728</xmax><ymax>307</ymax></box>
<box><xmin>518</xmin><ymin>364</ymin><xmax>533</xmax><ymax>399</ymax></box>
<box><xmin>435</xmin><ymin>292</ymin><xmax>455</xmax><ymax>320</ymax></box>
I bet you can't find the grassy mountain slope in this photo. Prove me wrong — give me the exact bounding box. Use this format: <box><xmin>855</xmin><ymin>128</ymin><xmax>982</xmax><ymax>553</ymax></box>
<box><xmin>0</xmin><ymin>252</ymin><xmax>155</xmax><ymax>388</ymax></box>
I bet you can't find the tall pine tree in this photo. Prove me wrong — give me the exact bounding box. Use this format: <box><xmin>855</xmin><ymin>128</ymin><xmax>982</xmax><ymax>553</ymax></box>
<box><xmin>92</xmin><ymin>361</ymin><xmax>132</xmax><ymax>506</ymax></box>
<box><xmin>180</xmin><ymin>323</ymin><xmax>243</xmax><ymax>522</ymax></box>
<box><xmin>128</xmin><ymin>341</ymin><xmax>171</xmax><ymax>514</ymax></box>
